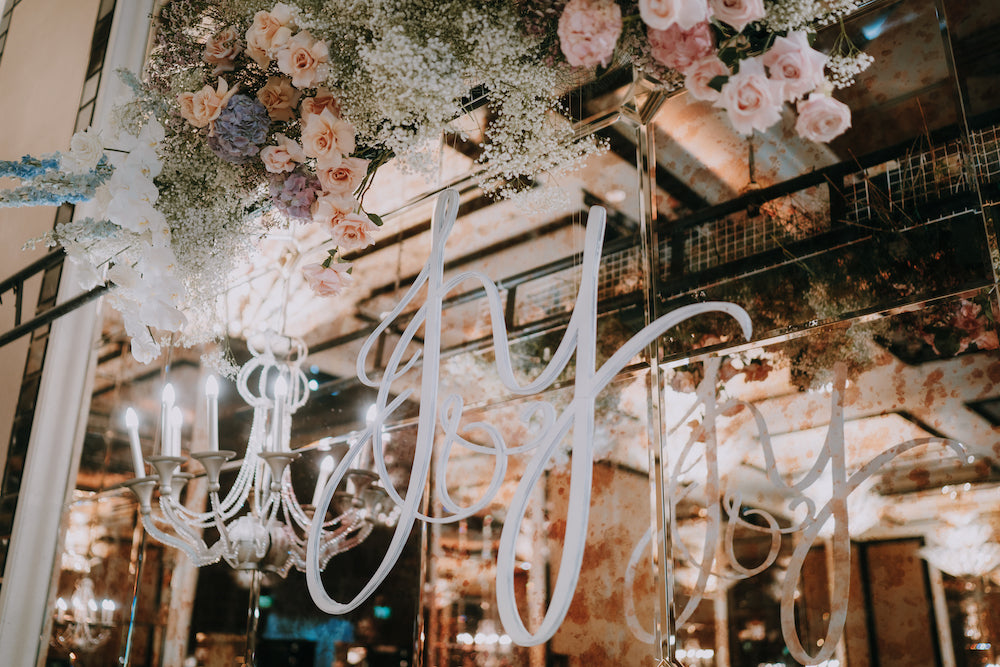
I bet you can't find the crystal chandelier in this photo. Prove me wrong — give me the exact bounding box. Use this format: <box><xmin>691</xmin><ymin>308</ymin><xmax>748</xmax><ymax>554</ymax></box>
<box><xmin>920</xmin><ymin>521</ymin><xmax>1000</xmax><ymax>578</ymax></box>
<box><xmin>122</xmin><ymin>332</ymin><xmax>395</xmax><ymax>575</ymax></box>
<box><xmin>51</xmin><ymin>576</ymin><xmax>115</xmax><ymax>654</ymax></box>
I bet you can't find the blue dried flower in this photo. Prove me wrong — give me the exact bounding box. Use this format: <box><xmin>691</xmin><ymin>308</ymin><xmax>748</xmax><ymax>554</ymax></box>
<box><xmin>207</xmin><ymin>94</ymin><xmax>270</xmax><ymax>164</ymax></box>
<box><xmin>269</xmin><ymin>170</ymin><xmax>320</xmax><ymax>220</ymax></box>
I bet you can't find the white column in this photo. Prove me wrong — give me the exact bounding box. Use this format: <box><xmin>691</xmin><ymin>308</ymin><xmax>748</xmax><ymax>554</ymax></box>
<box><xmin>927</xmin><ymin>565</ymin><xmax>958</xmax><ymax>667</ymax></box>
<box><xmin>0</xmin><ymin>1</ymin><xmax>155</xmax><ymax>665</ymax></box>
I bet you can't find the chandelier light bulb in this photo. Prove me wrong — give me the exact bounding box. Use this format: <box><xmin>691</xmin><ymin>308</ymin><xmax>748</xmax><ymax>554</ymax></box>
<box><xmin>311</xmin><ymin>455</ymin><xmax>336</xmax><ymax>508</ymax></box>
<box><xmin>205</xmin><ymin>375</ymin><xmax>218</xmax><ymax>398</ymax></box>
<box><xmin>125</xmin><ymin>407</ymin><xmax>145</xmax><ymax>476</ymax></box>
<box><xmin>162</xmin><ymin>382</ymin><xmax>175</xmax><ymax>407</ymax></box>
<box><xmin>274</xmin><ymin>375</ymin><xmax>288</xmax><ymax>398</ymax></box>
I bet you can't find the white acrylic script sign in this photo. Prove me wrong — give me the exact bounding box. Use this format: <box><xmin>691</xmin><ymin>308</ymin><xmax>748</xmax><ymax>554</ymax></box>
<box><xmin>305</xmin><ymin>188</ymin><xmax>751</xmax><ymax>645</ymax></box>
<box><xmin>306</xmin><ymin>189</ymin><xmax>969</xmax><ymax>661</ymax></box>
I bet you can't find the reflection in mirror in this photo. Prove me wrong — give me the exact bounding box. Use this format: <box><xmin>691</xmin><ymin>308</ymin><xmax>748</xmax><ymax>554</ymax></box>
<box><xmin>27</xmin><ymin>0</ymin><xmax>1000</xmax><ymax>665</ymax></box>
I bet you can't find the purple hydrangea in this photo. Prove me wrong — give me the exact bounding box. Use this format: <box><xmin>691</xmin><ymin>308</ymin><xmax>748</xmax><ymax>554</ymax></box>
<box><xmin>269</xmin><ymin>170</ymin><xmax>320</xmax><ymax>220</ymax></box>
<box><xmin>207</xmin><ymin>94</ymin><xmax>270</xmax><ymax>164</ymax></box>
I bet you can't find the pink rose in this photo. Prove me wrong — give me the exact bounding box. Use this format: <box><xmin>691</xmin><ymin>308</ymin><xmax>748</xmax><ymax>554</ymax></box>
<box><xmin>684</xmin><ymin>55</ymin><xmax>729</xmax><ymax>101</ymax></box>
<box><xmin>257</xmin><ymin>76</ymin><xmax>300</xmax><ymax>122</ymax></box>
<box><xmin>557</xmin><ymin>0</ymin><xmax>623</xmax><ymax>68</ymax></box>
<box><xmin>245</xmin><ymin>3</ymin><xmax>296</xmax><ymax>67</ymax></box>
<box><xmin>708</xmin><ymin>0</ymin><xmax>765</xmax><ymax>32</ymax></box>
<box><xmin>715</xmin><ymin>57</ymin><xmax>783</xmax><ymax>135</ymax></box>
<box><xmin>648</xmin><ymin>22</ymin><xmax>714</xmax><ymax>72</ymax></box>
<box><xmin>312</xmin><ymin>192</ymin><xmax>358</xmax><ymax>227</ymax></box>
<box><xmin>301</xmin><ymin>108</ymin><xmax>356</xmax><ymax>168</ymax></box>
<box><xmin>763</xmin><ymin>31</ymin><xmax>828</xmax><ymax>102</ymax></box>
<box><xmin>302</xmin><ymin>262</ymin><xmax>352</xmax><ymax>297</ymax></box>
<box><xmin>317</xmin><ymin>157</ymin><xmax>369</xmax><ymax>196</ymax></box>
<box><xmin>638</xmin><ymin>0</ymin><xmax>710</xmax><ymax>31</ymax></box>
<box><xmin>795</xmin><ymin>93</ymin><xmax>851</xmax><ymax>142</ymax></box>
<box><xmin>178</xmin><ymin>78</ymin><xmax>238</xmax><ymax>128</ymax></box>
<box><xmin>260</xmin><ymin>134</ymin><xmax>305</xmax><ymax>173</ymax></box>
<box><xmin>301</xmin><ymin>88</ymin><xmax>341</xmax><ymax>118</ymax></box>
<box><xmin>203</xmin><ymin>26</ymin><xmax>242</xmax><ymax>76</ymax></box>
<box><xmin>275</xmin><ymin>31</ymin><xmax>330</xmax><ymax>89</ymax></box>
<box><xmin>329</xmin><ymin>213</ymin><xmax>377</xmax><ymax>251</ymax></box>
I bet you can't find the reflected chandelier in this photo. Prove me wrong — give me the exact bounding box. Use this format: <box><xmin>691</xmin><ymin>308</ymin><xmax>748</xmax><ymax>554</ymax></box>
<box><xmin>51</xmin><ymin>576</ymin><xmax>116</xmax><ymax>654</ymax></box>
<box><xmin>123</xmin><ymin>332</ymin><xmax>395</xmax><ymax>575</ymax></box>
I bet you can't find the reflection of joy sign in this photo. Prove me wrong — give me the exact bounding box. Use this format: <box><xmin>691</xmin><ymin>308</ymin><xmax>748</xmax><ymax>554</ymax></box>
<box><xmin>306</xmin><ymin>188</ymin><xmax>751</xmax><ymax>645</ymax></box>
<box><xmin>624</xmin><ymin>357</ymin><xmax>968</xmax><ymax>664</ymax></box>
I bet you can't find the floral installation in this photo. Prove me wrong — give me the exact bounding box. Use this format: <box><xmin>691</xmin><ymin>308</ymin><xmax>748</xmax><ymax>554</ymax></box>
<box><xmin>526</xmin><ymin>0</ymin><xmax>870</xmax><ymax>140</ymax></box>
<box><xmin>21</xmin><ymin>0</ymin><xmax>874</xmax><ymax>366</ymax></box>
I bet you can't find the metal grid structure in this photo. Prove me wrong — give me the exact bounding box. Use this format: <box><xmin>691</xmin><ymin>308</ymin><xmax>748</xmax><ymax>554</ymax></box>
<box><xmin>969</xmin><ymin>123</ymin><xmax>1000</xmax><ymax>185</ymax></box>
<box><xmin>478</xmin><ymin>123</ymin><xmax>998</xmax><ymax>335</ymax></box>
<box><xmin>842</xmin><ymin>135</ymin><xmax>969</xmax><ymax>225</ymax></box>
<box><xmin>682</xmin><ymin>201</ymin><xmax>829</xmax><ymax>274</ymax></box>
<box><xmin>503</xmin><ymin>240</ymin><xmax>670</xmax><ymax>327</ymax></box>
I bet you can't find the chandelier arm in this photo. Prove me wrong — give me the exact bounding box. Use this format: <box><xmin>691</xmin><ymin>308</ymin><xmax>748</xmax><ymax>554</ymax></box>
<box><xmin>157</xmin><ymin>497</ymin><xmax>213</xmax><ymax>548</ymax></box>
<box><xmin>139</xmin><ymin>508</ymin><xmax>219</xmax><ymax>566</ymax></box>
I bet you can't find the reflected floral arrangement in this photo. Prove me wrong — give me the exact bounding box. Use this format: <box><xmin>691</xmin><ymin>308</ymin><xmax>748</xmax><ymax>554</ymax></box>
<box><xmin>533</xmin><ymin>0</ymin><xmax>869</xmax><ymax>139</ymax></box>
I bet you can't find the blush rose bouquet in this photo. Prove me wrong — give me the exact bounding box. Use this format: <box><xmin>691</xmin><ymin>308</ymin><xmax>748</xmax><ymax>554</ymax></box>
<box><xmin>536</xmin><ymin>0</ymin><xmax>870</xmax><ymax>140</ymax></box>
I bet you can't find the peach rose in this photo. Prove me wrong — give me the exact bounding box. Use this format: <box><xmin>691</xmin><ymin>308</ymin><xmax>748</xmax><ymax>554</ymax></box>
<box><xmin>763</xmin><ymin>31</ymin><xmax>828</xmax><ymax>102</ymax></box>
<box><xmin>794</xmin><ymin>93</ymin><xmax>851</xmax><ymax>142</ymax></box>
<box><xmin>708</xmin><ymin>0</ymin><xmax>765</xmax><ymax>32</ymax></box>
<box><xmin>648</xmin><ymin>21</ymin><xmax>714</xmax><ymax>72</ymax></box>
<box><xmin>557</xmin><ymin>0</ymin><xmax>623</xmax><ymax>68</ymax></box>
<box><xmin>312</xmin><ymin>192</ymin><xmax>358</xmax><ymax>227</ymax></box>
<box><xmin>329</xmin><ymin>213</ymin><xmax>377</xmax><ymax>251</ymax></box>
<box><xmin>715</xmin><ymin>56</ymin><xmax>782</xmax><ymax>135</ymax></box>
<box><xmin>260</xmin><ymin>134</ymin><xmax>305</xmax><ymax>173</ymax></box>
<box><xmin>203</xmin><ymin>26</ymin><xmax>243</xmax><ymax>75</ymax></box>
<box><xmin>317</xmin><ymin>157</ymin><xmax>369</xmax><ymax>196</ymax></box>
<box><xmin>301</xmin><ymin>88</ymin><xmax>341</xmax><ymax>118</ymax></box>
<box><xmin>245</xmin><ymin>3</ymin><xmax>296</xmax><ymax>67</ymax></box>
<box><xmin>638</xmin><ymin>0</ymin><xmax>710</xmax><ymax>31</ymax></box>
<box><xmin>301</xmin><ymin>108</ymin><xmax>356</xmax><ymax>168</ymax></box>
<box><xmin>178</xmin><ymin>78</ymin><xmax>238</xmax><ymax>128</ymax></box>
<box><xmin>275</xmin><ymin>31</ymin><xmax>330</xmax><ymax>89</ymax></box>
<box><xmin>684</xmin><ymin>55</ymin><xmax>729</xmax><ymax>101</ymax></box>
<box><xmin>302</xmin><ymin>262</ymin><xmax>352</xmax><ymax>297</ymax></box>
<box><xmin>257</xmin><ymin>76</ymin><xmax>300</xmax><ymax>122</ymax></box>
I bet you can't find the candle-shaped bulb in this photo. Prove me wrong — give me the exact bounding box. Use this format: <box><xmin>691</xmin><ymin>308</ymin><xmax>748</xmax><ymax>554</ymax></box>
<box><xmin>55</xmin><ymin>597</ymin><xmax>68</xmax><ymax>621</ymax></box>
<box><xmin>171</xmin><ymin>406</ymin><xmax>183</xmax><ymax>430</ymax></box>
<box><xmin>274</xmin><ymin>375</ymin><xmax>288</xmax><ymax>398</ymax></box>
<box><xmin>125</xmin><ymin>407</ymin><xmax>146</xmax><ymax>476</ymax></box>
<box><xmin>162</xmin><ymin>383</ymin><xmax>175</xmax><ymax>406</ymax></box>
<box><xmin>311</xmin><ymin>455</ymin><xmax>336</xmax><ymax>507</ymax></box>
<box><xmin>100</xmin><ymin>599</ymin><xmax>115</xmax><ymax>624</ymax></box>
<box><xmin>206</xmin><ymin>376</ymin><xmax>220</xmax><ymax>452</ymax></box>
<box><xmin>170</xmin><ymin>406</ymin><xmax>183</xmax><ymax>457</ymax></box>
